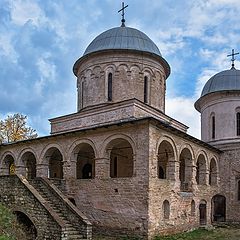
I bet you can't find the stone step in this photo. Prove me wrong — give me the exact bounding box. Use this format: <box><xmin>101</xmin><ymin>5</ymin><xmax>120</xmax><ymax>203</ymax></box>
<box><xmin>29</xmin><ymin>179</ymin><xmax>90</xmax><ymax>240</ymax></box>
<box><xmin>68</xmin><ymin>235</ymin><xmax>84</xmax><ymax>239</ymax></box>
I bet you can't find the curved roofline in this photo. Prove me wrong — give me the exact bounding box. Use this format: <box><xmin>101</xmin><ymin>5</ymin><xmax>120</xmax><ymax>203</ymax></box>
<box><xmin>200</xmin><ymin>67</ymin><xmax>240</xmax><ymax>97</ymax></box>
<box><xmin>73</xmin><ymin>48</ymin><xmax>171</xmax><ymax>78</ymax></box>
<box><xmin>83</xmin><ymin>26</ymin><xmax>162</xmax><ymax>57</ymax></box>
<box><xmin>195</xmin><ymin>89</ymin><xmax>240</xmax><ymax>112</ymax></box>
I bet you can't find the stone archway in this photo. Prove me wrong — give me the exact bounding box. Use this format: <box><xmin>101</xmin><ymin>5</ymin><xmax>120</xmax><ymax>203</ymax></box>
<box><xmin>76</xmin><ymin>143</ymin><xmax>95</xmax><ymax>179</ymax></box>
<box><xmin>179</xmin><ymin>148</ymin><xmax>193</xmax><ymax>191</ymax></box>
<box><xmin>196</xmin><ymin>154</ymin><xmax>207</xmax><ymax>185</ymax></box>
<box><xmin>14</xmin><ymin>211</ymin><xmax>37</xmax><ymax>240</ymax></box>
<box><xmin>209</xmin><ymin>158</ymin><xmax>218</xmax><ymax>186</ymax></box>
<box><xmin>21</xmin><ymin>152</ymin><xmax>36</xmax><ymax>179</ymax></box>
<box><xmin>44</xmin><ymin>148</ymin><xmax>63</xmax><ymax>179</ymax></box>
<box><xmin>2</xmin><ymin>154</ymin><xmax>15</xmax><ymax>175</ymax></box>
<box><xmin>107</xmin><ymin>138</ymin><xmax>134</xmax><ymax>178</ymax></box>
<box><xmin>157</xmin><ymin>140</ymin><xmax>175</xmax><ymax>180</ymax></box>
<box><xmin>212</xmin><ymin>194</ymin><xmax>226</xmax><ymax>222</ymax></box>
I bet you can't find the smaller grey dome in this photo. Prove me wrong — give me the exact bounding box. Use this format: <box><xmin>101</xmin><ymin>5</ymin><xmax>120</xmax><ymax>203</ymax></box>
<box><xmin>201</xmin><ymin>67</ymin><xmax>240</xmax><ymax>97</ymax></box>
<box><xmin>83</xmin><ymin>26</ymin><xmax>162</xmax><ymax>57</ymax></box>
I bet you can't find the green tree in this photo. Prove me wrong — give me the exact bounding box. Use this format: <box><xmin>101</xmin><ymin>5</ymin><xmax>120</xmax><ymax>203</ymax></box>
<box><xmin>0</xmin><ymin>114</ymin><xmax>37</xmax><ymax>144</ymax></box>
<box><xmin>0</xmin><ymin>204</ymin><xmax>26</xmax><ymax>240</ymax></box>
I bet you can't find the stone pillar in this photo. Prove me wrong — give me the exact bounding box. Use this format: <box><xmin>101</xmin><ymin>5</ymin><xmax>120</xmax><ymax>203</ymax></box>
<box><xmin>36</xmin><ymin>163</ymin><xmax>48</xmax><ymax>177</ymax></box>
<box><xmin>62</xmin><ymin>159</ymin><xmax>74</xmax><ymax>180</ymax></box>
<box><xmin>199</xmin><ymin>169</ymin><xmax>208</xmax><ymax>185</ymax></box>
<box><xmin>174</xmin><ymin>160</ymin><xmax>180</xmax><ymax>189</ymax></box>
<box><xmin>167</xmin><ymin>157</ymin><xmax>177</xmax><ymax>181</ymax></box>
<box><xmin>191</xmin><ymin>162</ymin><xmax>197</xmax><ymax>185</ymax></box>
<box><xmin>132</xmin><ymin>154</ymin><xmax>137</xmax><ymax>177</ymax></box>
<box><xmin>205</xmin><ymin>169</ymin><xmax>210</xmax><ymax>185</ymax></box>
<box><xmin>95</xmin><ymin>157</ymin><xmax>109</xmax><ymax>179</ymax></box>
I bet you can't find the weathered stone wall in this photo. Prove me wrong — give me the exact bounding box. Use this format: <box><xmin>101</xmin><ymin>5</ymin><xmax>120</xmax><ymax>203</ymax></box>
<box><xmin>148</xmin><ymin>123</ymin><xmax>220</xmax><ymax>238</ymax></box>
<box><xmin>0</xmin><ymin>120</ymin><xmax>151</xmax><ymax>237</ymax></box>
<box><xmin>49</xmin><ymin>99</ymin><xmax>188</xmax><ymax>134</ymax></box>
<box><xmin>0</xmin><ymin>118</ymin><xmax>222</xmax><ymax>239</ymax></box>
<box><xmin>215</xmin><ymin>143</ymin><xmax>240</xmax><ymax>222</ymax></box>
<box><xmin>75</xmin><ymin>51</ymin><xmax>166</xmax><ymax>112</ymax></box>
<box><xmin>65</xmin><ymin>122</ymin><xmax>150</xmax><ymax>237</ymax></box>
<box><xmin>0</xmin><ymin>175</ymin><xmax>63</xmax><ymax>240</ymax></box>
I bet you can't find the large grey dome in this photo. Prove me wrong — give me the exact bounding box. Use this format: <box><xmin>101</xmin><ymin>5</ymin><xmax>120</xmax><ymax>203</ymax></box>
<box><xmin>83</xmin><ymin>26</ymin><xmax>162</xmax><ymax>56</ymax></box>
<box><xmin>201</xmin><ymin>67</ymin><xmax>240</xmax><ymax>97</ymax></box>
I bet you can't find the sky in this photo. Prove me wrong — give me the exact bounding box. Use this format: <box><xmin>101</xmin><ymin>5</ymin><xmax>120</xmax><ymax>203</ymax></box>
<box><xmin>1</xmin><ymin>0</ymin><xmax>240</xmax><ymax>139</ymax></box>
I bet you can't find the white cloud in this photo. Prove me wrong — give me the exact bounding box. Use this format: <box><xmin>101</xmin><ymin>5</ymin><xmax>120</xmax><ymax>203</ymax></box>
<box><xmin>166</xmin><ymin>96</ymin><xmax>201</xmax><ymax>139</ymax></box>
<box><xmin>0</xmin><ymin>34</ymin><xmax>18</xmax><ymax>62</ymax></box>
<box><xmin>10</xmin><ymin>0</ymin><xmax>46</xmax><ymax>26</ymax></box>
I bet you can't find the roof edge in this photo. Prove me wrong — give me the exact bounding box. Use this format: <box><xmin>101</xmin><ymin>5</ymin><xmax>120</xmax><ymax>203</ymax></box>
<box><xmin>73</xmin><ymin>49</ymin><xmax>171</xmax><ymax>78</ymax></box>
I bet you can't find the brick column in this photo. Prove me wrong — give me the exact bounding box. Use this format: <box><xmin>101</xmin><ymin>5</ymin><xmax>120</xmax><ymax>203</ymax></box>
<box><xmin>95</xmin><ymin>157</ymin><xmax>110</xmax><ymax>179</ymax></box>
<box><xmin>63</xmin><ymin>160</ymin><xmax>76</xmax><ymax>180</ymax></box>
<box><xmin>36</xmin><ymin>163</ymin><xmax>48</xmax><ymax>177</ymax></box>
<box><xmin>167</xmin><ymin>157</ymin><xmax>178</xmax><ymax>181</ymax></box>
<box><xmin>191</xmin><ymin>161</ymin><xmax>197</xmax><ymax>185</ymax></box>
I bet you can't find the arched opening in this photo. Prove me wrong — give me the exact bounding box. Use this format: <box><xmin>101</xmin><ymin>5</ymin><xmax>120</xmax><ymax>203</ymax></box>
<box><xmin>76</xmin><ymin>143</ymin><xmax>95</xmax><ymax>179</ymax></box>
<box><xmin>191</xmin><ymin>200</ymin><xmax>195</xmax><ymax>216</ymax></box>
<box><xmin>108</xmin><ymin>138</ymin><xmax>134</xmax><ymax>178</ymax></box>
<box><xmin>157</xmin><ymin>140</ymin><xmax>175</xmax><ymax>180</ymax></box>
<box><xmin>44</xmin><ymin>148</ymin><xmax>63</xmax><ymax>179</ymax></box>
<box><xmin>2</xmin><ymin>154</ymin><xmax>15</xmax><ymax>175</ymax></box>
<box><xmin>108</xmin><ymin>72</ymin><xmax>113</xmax><ymax>101</ymax></box>
<box><xmin>179</xmin><ymin>148</ymin><xmax>193</xmax><ymax>191</ymax></box>
<box><xmin>163</xmin><ymin>200</ymin><xmax>170</xmax><ymax>220</ymax></box>
<box><xmin>14</xmin><ymin>211</ymin><xmax>37</xmax><ymax>240</ymax></box>
<box><xmin>196</xmin><ymin>154</ymin><xmax>207</xmax><ymax>185</ymax></box>
<box><xmin>199</xmin><ymin>200</ymin><xmax>207</xmax><ymax>225</ymax></box>
<box><xmin>212</xmin><ymin>194</ymin><xmax>226</xmax><ymax>222</ymax></box>
<box><xmin>21</xmin><ymin>152</ymin><xmax>36</xmax><ymax>179</ymax></box>
<box><xmin>209</xmin><ymin>158</ymin><xmax>218</xmax><ymax>186</ymax></box>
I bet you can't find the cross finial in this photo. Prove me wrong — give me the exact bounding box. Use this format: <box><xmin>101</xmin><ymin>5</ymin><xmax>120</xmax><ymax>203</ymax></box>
<box><xmin>227</xmin><ymin>49</ymin><xmax>239</xmax><ymax>69</ymax></box>
<box><xmin>118</xmin><ymin>2</ymin><xmax>128</xmax><ymax>27</ymax></box>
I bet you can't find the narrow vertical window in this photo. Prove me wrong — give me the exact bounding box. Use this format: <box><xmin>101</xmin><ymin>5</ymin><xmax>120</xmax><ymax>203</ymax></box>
<box><xmin>191</xmin><ymin>200</ymin><xmax>196</xmax><ymax>216</ymax></box>
<box><xmin>81</xmin><ymin>81</ymin><xmax>84</xmax><ymax>108</ymax></box>
<box><xmin>113</xmin><ymin>157</ymin><xmax>118</xmax><ymax>177</ymax></box>
<box><xmin>144</xmin><ymin>76</ymin><xmax>148</xmax><ymax>103</ymax></box>
<box><xmin>163</xmin><ymin>200</ymin><xmax>170</xmax><ymax>220</ymax></box>
<box><xmin>238</xmin><ymin>180</ymin><xmax>240</xmax><ymax>201</ymax></box>
<box><xmin>108</xmin><ymin>73</ymin><xmax>112</xmax><ymax>101</ymax></box>
<box><xmin>212</xmin><ymin>115</ymin><xmax>215</xmax><ymax>139</ymax></box>
<box><xmin>237</xmin><ymin>112</ymin><xmax>240</xmax><ymax>136</ymax></box>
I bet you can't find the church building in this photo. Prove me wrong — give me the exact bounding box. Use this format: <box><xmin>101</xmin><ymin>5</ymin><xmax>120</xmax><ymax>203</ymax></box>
<box><xmin>0</xmin><ymin>6</ymin><xmax>240</xmax><ymax>240</ymax></box>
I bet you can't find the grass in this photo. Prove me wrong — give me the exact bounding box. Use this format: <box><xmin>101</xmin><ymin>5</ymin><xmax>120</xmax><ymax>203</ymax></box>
<box><xmin>0</xmin><ymin>204</ymin><xmax>26</xmax><ymax>240</ymax></box>
<box><xmin>94</xmin><ymin>227</ymin><xmax>240</xmax><ymax>240</ymax></box>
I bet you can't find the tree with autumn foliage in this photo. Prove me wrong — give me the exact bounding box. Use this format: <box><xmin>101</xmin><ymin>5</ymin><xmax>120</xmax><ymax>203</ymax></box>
<box><xmin>0</xmin><ymin>113</ymin><xmax>37</xmax><ymax>144</ymax></box>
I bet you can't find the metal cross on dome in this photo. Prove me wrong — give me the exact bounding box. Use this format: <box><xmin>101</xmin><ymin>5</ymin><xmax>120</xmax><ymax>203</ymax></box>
<box><xmin>227</xmin><ymin>49</ymin><xmax>239</xmax><ymax>69</ymax></box>
<box><xmin>118</xmin><ymin>2</ymin><xmax>128</xmax><ymax>27</ymax></box>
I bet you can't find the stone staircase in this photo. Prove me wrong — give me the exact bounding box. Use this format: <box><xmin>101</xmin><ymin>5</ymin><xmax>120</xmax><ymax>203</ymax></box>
<box><xmin>28</xmin><ymin>177</ymin><xmax>91</xmax><ymax>240</ymax></box>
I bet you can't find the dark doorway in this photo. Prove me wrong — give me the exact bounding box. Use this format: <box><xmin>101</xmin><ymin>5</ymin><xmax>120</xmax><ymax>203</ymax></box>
<box><xmin>212</xmin><ymin>194</ymin><xmax>226</xmax><ymax>222</ymax></box>
<box><xmin>159</xmin><ymin>166</ymin><xmax>165</xmax><ymax>179</ymax></box>
<box><xmin>82</xmin><ymin>163</ymin><xmax>92</xmax><ymax>179</ymax></box>
<box><xmin>199</xmin><ymin>201</ymin><xmax>207</xmax><ymax>225</ymax></box>
<box><xmin>14</xmin><ymin>211</ymin><xmax>37</xmax><ymax>239</ymax></box>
